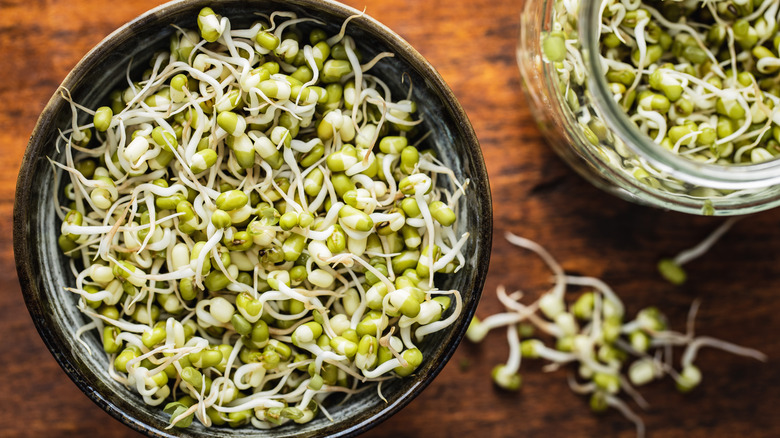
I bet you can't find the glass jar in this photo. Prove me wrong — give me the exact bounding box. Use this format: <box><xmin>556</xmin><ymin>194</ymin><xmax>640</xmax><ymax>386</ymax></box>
<box><xmin>517</xmin><ymin>0</ymin><xmax>780</xmax><ymax>216</ymax></box>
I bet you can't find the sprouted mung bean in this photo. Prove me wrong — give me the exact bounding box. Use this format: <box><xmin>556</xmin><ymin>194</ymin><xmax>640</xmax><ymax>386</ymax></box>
<box><xmin>467</xmin><ymin>232</ymin><xmax>766</xmax><ymax>438</ymax></box>
<box><xmin>53</xmin><ymin>8</ymin><xmax>469</xmax><ymax>429</ymax></box>
<box><xmin>538</xmin><ymin>0</ymin><xmax>780</xmax><ymax>210</ymax></box>
<box><xmin>590</xmin><ymin>0</ymin><xmax>780</xmax><ymax>164</ymax></box>
<box><xmin>657</xmin><ymin>217</ymin><xmax>740</xmax><ymax>285</ymax></box>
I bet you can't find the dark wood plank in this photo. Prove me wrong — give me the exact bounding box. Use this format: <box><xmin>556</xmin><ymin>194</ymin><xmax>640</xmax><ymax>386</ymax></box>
<box><xmin>2</xmin><ymin>1</ymin><xmax>778</xmax><ymax>437</ymax></box>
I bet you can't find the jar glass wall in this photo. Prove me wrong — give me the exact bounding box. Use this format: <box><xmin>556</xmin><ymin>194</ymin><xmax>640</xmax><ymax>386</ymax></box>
<box><xmin>518</xmin><ymin>0</ymin><xmax>780</xmax><ymax>216</ymax></box>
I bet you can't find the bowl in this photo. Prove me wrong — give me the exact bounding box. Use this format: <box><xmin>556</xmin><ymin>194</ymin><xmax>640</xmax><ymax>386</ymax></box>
<box><xmin>13</xmin><ymin>0</ymin><xmax>492</xmax><ymax>436</ymax></box>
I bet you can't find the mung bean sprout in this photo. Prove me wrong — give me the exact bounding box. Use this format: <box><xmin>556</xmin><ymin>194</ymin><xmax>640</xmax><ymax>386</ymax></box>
<box><xmin>53</xmin><ymin>7</ymin><xmax>468</xmax><ymax>429</ymax></box>
<box><xmin>541</xmin><ymin>0</ymin><xmax>780</xmax><ymax>208</ymax></box>
<box><xmin>468</xmin><ymin>232</ymin><xmax>765</xmax><ymax>438</ymax></box>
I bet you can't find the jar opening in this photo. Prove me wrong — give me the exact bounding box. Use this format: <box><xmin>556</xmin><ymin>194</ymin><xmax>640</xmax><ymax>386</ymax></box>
<box><xmin>580</xmin><ymin>0</ymin><xmax>780</xmax><ymax>190</ymax></box>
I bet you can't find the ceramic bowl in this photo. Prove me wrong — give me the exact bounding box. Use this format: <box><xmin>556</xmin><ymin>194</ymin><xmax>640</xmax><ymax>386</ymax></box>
<box><xmin>13</xmin><ymin>0</ymin><xmax>492</xmax><ymax>436</ymax></box>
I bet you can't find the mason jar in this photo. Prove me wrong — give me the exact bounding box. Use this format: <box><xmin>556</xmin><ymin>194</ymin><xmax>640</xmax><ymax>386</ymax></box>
<box><xmin>518</xmin><ymin>0</ymin><xmax>780</xmax><ymax>215</ymax></box>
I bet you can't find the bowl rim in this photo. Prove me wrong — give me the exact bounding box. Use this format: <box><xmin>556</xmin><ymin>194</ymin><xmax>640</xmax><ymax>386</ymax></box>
<box><xmin>13</xmin><ymin>0</ymin><xmax>493</xmax><ymax>436</ymax></box>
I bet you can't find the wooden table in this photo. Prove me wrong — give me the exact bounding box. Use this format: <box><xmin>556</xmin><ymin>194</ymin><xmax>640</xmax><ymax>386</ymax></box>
<box><xmin>2</xmin><ymin>0</ymin><xmax>778</xmax><ymax>437</ymax></box>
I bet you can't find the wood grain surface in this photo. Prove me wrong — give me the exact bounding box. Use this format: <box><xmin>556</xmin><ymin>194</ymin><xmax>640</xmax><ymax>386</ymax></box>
<box><xmin>2</xmin><ymin>1</ymin><xmax>779</xmax><ymax>437</ymax></box>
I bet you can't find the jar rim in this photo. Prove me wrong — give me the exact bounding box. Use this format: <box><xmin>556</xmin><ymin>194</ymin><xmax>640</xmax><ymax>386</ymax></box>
<box><xmin>580</xmin><ymin>1</ymin><xmax>780</xmax><ymax>190</ymax></box>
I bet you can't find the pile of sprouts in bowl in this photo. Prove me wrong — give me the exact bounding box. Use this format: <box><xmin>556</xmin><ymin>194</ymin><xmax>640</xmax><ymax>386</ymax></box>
<box><xmin>53</xmin><ymin>6</ymin><xmax>470</xmax><ymax>430</ymax></box>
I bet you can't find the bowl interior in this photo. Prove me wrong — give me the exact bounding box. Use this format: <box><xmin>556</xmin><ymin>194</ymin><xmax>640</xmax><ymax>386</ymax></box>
<box><xmin>14</xmin><ymin>0</ymin><xmax>491</xmax><ymax>436</ymax></box>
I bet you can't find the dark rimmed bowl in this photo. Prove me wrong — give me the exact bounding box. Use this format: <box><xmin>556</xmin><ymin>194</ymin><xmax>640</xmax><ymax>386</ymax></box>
<box><xmin>13</xmin><ymin>0</ymin><xmax>492</xmax><ymax>436</ymax></box>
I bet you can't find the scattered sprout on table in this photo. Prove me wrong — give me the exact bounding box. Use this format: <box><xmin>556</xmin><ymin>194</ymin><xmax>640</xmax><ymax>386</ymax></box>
<box><xmin>657</xmin><ymin>216</ymin><xmax>740</xmax><ymax>285</ymax></box>
<box><xmin>468</xmin><ymin>232</ymin><xmax>766</xmax><ymax>438</ymax></box>
<box><xmin>51</xmin><ymin>7</ymin><xmax>469</xmax><ymax>429</ymax></box>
